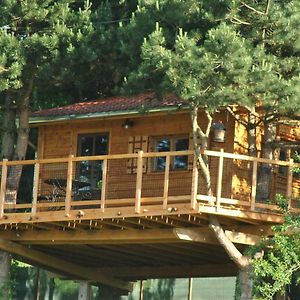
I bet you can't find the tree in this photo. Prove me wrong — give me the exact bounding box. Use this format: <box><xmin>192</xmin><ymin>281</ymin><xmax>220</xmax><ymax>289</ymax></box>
<box><xmin>252</xmin><ymin>196</ymin><xmax>300</xmax><ymax>300</ymax></box>
<box><xmin>122</xmin><ymin>1</ymin><xmax>300</xmax><ymax>299</ymax></box>
<box><xmin>0</xmin><ymin>0</ymin><xmax>94</xmax><ymax>295</ymax></box>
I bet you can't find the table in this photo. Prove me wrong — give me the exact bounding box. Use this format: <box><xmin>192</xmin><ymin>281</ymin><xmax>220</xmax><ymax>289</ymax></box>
<box><xmin>43</xmin><ymin>178</ymin><xmax>92</xmax><ymax>200</ymax></box>
<box><xmin>44</xmin><ymin>178</ymin><xmax>91</xmax><ymax>192</ymax></box>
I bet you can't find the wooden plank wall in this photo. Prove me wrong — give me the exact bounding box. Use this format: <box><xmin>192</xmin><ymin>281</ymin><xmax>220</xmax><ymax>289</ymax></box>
<box><xmin>36</xmin><ymin>111</ymin><xmax>236</xmax><ymax>201</ymax></box>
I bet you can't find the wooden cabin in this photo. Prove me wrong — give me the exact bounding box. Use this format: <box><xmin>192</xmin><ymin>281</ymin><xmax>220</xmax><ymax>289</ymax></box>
<box><xmin>0</xmin><ymin>92</ymin><xmax>299</xmax><ymax>295</ymax></box>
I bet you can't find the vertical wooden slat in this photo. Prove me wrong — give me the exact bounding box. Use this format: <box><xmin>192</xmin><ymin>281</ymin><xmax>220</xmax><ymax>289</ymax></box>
<box><xmin>101</xmin><ymin>159</ymin><xmax>108</xmax><ymax>212</ymax></box>
<box><xmin>135</xmin><ymin>150</ymin><xmax>143</xmax><ymax>214</ymax></box>
<box><xmin>286</xmin><ymin>158</ymin><xmax>294</xmax><ymax>208</ymax></box>
<box><xmin>190</xmin><ymin>155</ymin><xmax>198</xmax><ymax>210</ymax></box>
<box><xmin>31</xmin><ymin>162</ymin><xmax>40</xmax><ymax>215</ymax></box>
<box><xmin>250</xmin><ymin>160</ymin><xmax>258</xmax><ymax>210</ymax></box>
<box><xmin>216</xmin><ymin>149</ymin><xmax>224</xmax><ymax>211</ymax></box>
<box><xmin>0</xmin><ymin>159</ymin><xmax>8</xmax><ymax>219</ymax></box>
<box><xmin>65</xmin><ymin>154</ymin><xmax>74</xmax><ymax>216</ymax></box>
<box><xmin>163</xmin><ymin>155</ymin><xmax>170</xmax><ymax>209</ymax></box>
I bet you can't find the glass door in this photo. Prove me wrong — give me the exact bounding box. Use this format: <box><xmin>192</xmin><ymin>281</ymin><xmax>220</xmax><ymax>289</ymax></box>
<box><xmin>77</xmin><ymin>133</ymin><xmax>109</xmax><ymax>197</ymax></box>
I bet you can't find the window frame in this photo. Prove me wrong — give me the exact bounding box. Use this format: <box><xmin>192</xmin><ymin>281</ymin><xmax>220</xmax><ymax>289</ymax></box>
<box><xmin>76</xmin><ymin>132</ymin><xmax>109</xmax><ymax>189</ymax></box>
<box><xmin>151</xmin><ymin>135</ymin><xmax>190</xmax><ymax>172</ymax></box>
<box><xmin>278</xmin><ymin>146</ymin><xmax>300</xmax><ymax>179</ymax></box>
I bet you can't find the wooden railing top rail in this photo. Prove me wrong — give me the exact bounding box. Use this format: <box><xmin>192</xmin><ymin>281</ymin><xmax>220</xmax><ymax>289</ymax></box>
<box><xmin>0</xmin><ymin>149</ymin><xmax>299</xmax><ymax>168</ymax></box>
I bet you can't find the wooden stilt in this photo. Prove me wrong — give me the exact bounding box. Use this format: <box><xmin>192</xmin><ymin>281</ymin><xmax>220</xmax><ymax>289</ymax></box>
<box><xmin>78</xmin><ymin>281</ymin><xmax>91</xmax><ymax>300</ymax></box>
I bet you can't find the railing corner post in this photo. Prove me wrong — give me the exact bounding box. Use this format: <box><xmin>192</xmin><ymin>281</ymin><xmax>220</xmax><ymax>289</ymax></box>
<box><xmin>0</xmin><ymin>159</ymin><xmax>8</xmax><ymax>219</ymax></box>
<box><xmin>135</xmin><ymin>150</ymin><xmax>143</xmax><ymax>214</ymax></box>
<box><xmin>65</xmin><ymin>154</ymin><xmax>74</xmax><ymax>216</ymax></box>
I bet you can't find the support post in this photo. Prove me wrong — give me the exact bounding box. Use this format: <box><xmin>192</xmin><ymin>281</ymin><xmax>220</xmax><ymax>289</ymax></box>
<box><xmin>0</xmin><ymin>159</ymin><xmax>8</xmax><ymax>219</ymax></box>
<box><xmin>286</xmin><ymin>158</ymin><xmax>294</xmax><ymax>209</ymax></box>
<box><xmin>31</xmin><ymin>162</ymin><xmax>40</xmax><ymax>215</ymax></box>
<box><xmin>78</xmin><ymin>281</ymin><xmax>91</xmax><ymax>300</ymax></box>
<box><xmin>163</xmin><ymin>155</ymin><xmax>170</xmax><ymax>209</ymax></box>
<box><xmin>139</xmin><ymin>280</ymin><xmax>144</xmax><ymax>300</ymax></box>
<box><xmin>188</xmin><ymin>277</ymin><xmax>193</xmax><ymax>300</ymax></box>
<box><xmin>101</xmin><ymin>159</ymin><xmax>108</xmax><ymax>212</ymax></box>
<box><xmin>190</xmin><ymin>155</ymin><xmax>198</xmax><ymax>210</ymax></box>
<box><xmin>65</xmin><ymin>155</ymin><xmax>74</xmax><ymax>216</ymax></box>
<box><xmin>250</xmin><ymin>160</ymin><xmax>258</xmax><ymax>210</ymax></box>
<box><xmin>135</xmin><ymin>150</ymin><xmax>143</xmax><ymax>214</ymax></box>
<box><xmin>216</xmin><ymin>149</ymin><xmax>224</xmax><ymax>211</ymax></box>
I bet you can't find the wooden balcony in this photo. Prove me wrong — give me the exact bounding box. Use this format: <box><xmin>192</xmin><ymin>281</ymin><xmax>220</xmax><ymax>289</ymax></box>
<box><xmin>0</xmin><ymin>150</ymin><xmax>299</xmax><ymax>226</ymax></box>
<box><xmin>0</xmin><ymin>150</ymin><xmax>299</xmax><ymax>290</ymax></box>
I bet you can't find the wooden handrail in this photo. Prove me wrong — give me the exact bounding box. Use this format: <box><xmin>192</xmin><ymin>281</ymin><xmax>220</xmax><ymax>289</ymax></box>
<box><xmin>2</xmin><ymin>149</ymin><xmax>299</xmax><ymax>168</ymax></box>
<box><xmin>0</xmin><ymin>149</ymin><xmax>298</xmax><ymax>223</ymax></box>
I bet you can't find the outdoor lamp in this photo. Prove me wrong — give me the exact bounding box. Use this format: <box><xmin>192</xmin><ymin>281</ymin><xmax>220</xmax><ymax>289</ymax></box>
<box><xmin>212</xmin><ymin>121</ymin><xmax>226</xmax><ymax>143</ymax></box>
<box><xmin>122</xmin><ymin>119</ymin><xmax>134</xmax><ymax>129</ymax></box>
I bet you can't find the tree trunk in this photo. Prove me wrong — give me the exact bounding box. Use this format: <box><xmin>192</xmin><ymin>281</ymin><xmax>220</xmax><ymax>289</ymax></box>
<box><xmin>0</xmin><ymin>251</ymin><xmax>11</xmax><ymax>299</ymax></box>
<box><xmin>235</xmin><ymin>265</ymin><xmax>253</xmax><ymax>300</ymax></box>
<box><xmin>5</xmin><ymin>79</ymin><xmax>33</xmax><ymax>204</ymax></box>
<box><xmin>33</xmin><ymin>268</ymin><xmax>41</xmax><ymax>300</ymax></box>
<box><xmin>190</xmin><ymin>107</ymin><xmax>253</xmax><ymax>299</ymax></box>
<box><xmin>247</xmin><ymin>111</ymin><xmax>258</xmax><ymax>158</ymax></box>
<box><xmin>0</xmin><ymin>91</ymin><xmax>17</xmax><ymax>160</ymax></box>
<box><xmin>257</xmin><ymin>121</ymin><xmax>277</xmax><ymax>201</ymax></box>
<box><xmin>78</xmin><ymin>281</ymin><xmax>91</xmax><ymax>300</ymax></box>
<box><xmin>48</xmin><ymin>277</ymin><xmax>55</xmax><ymax>300</ymax></box>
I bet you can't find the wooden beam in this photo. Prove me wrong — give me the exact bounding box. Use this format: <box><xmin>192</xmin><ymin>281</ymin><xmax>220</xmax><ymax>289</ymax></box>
<box><xmin>174</xmin><ymin>228</ymin><xmax>261</xmax><ymax>245</ymax></box>
<box><xmin>0</xmin><ymin>227</ymin><xmax>263</xmax><ymax>246</ymax></box>
<box><xmin>0</xmin><ymin>239</ymin><xmax>132</xmax><ymax>291</ymax></box>
<box><xmin>95</xmin><ymin>263</ymin><xmax>238</xmax><ymax>279</ymax></box>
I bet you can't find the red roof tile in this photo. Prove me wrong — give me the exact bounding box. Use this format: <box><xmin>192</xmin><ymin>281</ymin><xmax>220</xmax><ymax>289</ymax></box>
<box><xmin>31</xmin><ymin>92</ymin><xmax>184</xmax><ymax>118</ymax></box>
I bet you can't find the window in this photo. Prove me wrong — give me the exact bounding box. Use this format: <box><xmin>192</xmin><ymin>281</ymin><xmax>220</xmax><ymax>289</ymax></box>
<box><xmin>152</xmin><ymin>135</ymin><xmax>189</xmax><ymax>171</ymax></box>
<box><xmin>77</xmin><ymin>133</ymin><xmax>109</xmax><ymax>189</ymax></box>
<box><xmin>278</xmin><ymin>147</ymin><xmax>300</xmax><ymax>179</ymax></box>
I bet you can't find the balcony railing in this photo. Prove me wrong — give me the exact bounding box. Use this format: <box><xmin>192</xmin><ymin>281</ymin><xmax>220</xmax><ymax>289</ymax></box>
<box><xmin>0</xmin><ymin>150</ymin><xmax>299</xmax><ymax>224</ymax></box>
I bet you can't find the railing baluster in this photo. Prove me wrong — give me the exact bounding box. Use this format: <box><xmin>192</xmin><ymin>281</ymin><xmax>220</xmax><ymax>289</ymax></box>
<box><xmin>163</xmin><ymin>154</ymin><xmax>170</xmax><ymax>209</ymax></box>
<box><xmin>135</xmin><ymin>150</ymin><xmax>143</xmax><ymax>214</ymax></box>
<box><xmin>65</xmin><ymin>154</ymin><xmax>74</xmax><ymax>216</ymax></box>
<box><xmin>250</xmin><ymin>160</ymin><xmax>258</xmax><ymax>210</ymax></box>
<box><xmin>216</xmin><ymin>149</ymin><xmax>224</xmax><ymax>211</ymax></box>
<box><xmin>31</xmin><ymin>162</ymin><xmax>40</xmax><ymax>216</ymax></box>
<box><xmin>190</xmin><ymin>155</ymin><xmax>198</xmax><ymax>210</ymax></box>
<box><xmin>286</xmin><ymin>158</ymin><xmax>294</xmax><ymax>208</ymax></box>
<box><xmin>0</xmin><ymin>159</ymin><xmax>8</xmax><ymax>219</ymax></box>
<box><xmin>101</xmin><ymin>159</ymin><xmax>108</xmax><ymax>212</ymax></box>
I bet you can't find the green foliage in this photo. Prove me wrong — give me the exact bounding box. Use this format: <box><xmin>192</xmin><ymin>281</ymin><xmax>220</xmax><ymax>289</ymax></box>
<box><xmin>122</xmin><ymin>0</ymin><xmax>300</xmax><ymax>117</ymax></box>
<box><xmin>251</xmin><ymin>196</ymin><xmax>300</xmax><ymax>299</ymax></box>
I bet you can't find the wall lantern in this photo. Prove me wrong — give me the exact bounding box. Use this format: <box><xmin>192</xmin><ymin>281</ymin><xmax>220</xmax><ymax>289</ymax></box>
<box><xmin>211</xmin><ymin>121</ymin><xmax>226</xmax><ymax>143</ymax></box>
<box><xmin>122</xmin><ymin>119</ymin><xmax>134</xmax><ymax>129</ymax></box>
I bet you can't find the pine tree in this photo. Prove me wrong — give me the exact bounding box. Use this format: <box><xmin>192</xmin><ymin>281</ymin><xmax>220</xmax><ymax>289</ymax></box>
<box><xmin>0</xmin><ymin>1</ymin><xmax>94</xmax><ymax>296</ymax></box>
<box><xmin>122</xmin><ymin>1</ymin><xmax>300</xmax><ymax>299</ymax></box>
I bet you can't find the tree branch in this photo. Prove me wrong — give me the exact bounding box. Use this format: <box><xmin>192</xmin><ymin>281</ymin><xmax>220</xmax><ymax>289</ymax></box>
<box><xmin>209</xmin><ymin>215</ymin><xmax>250</xmax><ymax>269</ymax></box>
<box><xmin>241</xmin><ymin>1</ymin><xmax>266</xmax><ymax>15</ymax></box>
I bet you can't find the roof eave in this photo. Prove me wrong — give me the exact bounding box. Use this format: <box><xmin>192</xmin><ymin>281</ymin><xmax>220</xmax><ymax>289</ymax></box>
<box><xmin>29</xmin><ymin>105</ymin><xmax>188</xmax><ymax>125</ymax></box>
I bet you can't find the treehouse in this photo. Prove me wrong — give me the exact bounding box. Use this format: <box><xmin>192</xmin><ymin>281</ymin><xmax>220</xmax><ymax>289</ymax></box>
<box><xmin>0</xmin><ymin>92</ymin><xmax>299</xmax><ymax>294</ymax></box>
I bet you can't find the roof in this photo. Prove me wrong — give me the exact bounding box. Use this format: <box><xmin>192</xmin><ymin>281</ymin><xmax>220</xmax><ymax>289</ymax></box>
<box><xmin>30</xmin><ymin>92</ymin><xmax>185</xmax><ymax>124</ymax></box>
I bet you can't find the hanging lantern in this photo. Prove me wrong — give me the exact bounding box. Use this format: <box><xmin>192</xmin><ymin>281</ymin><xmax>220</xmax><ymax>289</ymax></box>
<box><xmin>212</xmin><ymin>121</ymin><xmax>226</xmax><ymax>143</ymax></box>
